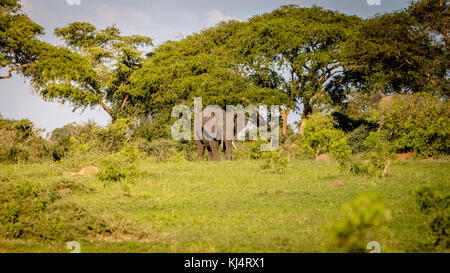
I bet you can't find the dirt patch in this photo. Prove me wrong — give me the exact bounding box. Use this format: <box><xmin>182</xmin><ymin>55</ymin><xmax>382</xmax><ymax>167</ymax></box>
<box><xmin>71</xmin><ymin>166</ymin><xmax>99</xmax><ymax>175</ymax></box>
<box><xmin>397</xmin><ymin>152</ymin><xmax>413</xmax><ymax>160</ymax></box>
<box><xmin>330</xmin><ymin>180</ymin><xmax>345</xmax><ymax>188</ymax></box>
<box><xmin>316</xmin><ymin>154</ymin><xmax>331</xmax><ymax>161</ymax></box>
<box><xmin>58</xmin><ymin>188</ymin><xmax>73</xmax><ymax>195</ymax></box>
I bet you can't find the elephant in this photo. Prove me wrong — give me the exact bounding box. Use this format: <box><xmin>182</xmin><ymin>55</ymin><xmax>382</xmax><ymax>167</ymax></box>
<box><xmin>195</xmin><ymin>106</ymin><xmax>269</xmax><ymax>161</ymax></box>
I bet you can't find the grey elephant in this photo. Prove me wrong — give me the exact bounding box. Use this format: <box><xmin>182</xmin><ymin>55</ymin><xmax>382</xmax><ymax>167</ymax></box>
<box><xmin>194</xmin><ymin>107</ymin><xmax>269</xmax><ymax>161</ymax></box>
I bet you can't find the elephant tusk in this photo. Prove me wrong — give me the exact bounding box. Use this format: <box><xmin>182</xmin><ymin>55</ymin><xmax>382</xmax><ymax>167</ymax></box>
<box><xmin>232</xmin><ymin>141</ymin><xmax>236</xmax><ymax>149</ymax></box>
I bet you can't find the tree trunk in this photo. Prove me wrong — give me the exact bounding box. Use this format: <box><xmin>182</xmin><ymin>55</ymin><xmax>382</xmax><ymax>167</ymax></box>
<box><xmin>280</xmin><ymin>107</ymin><xmax>290</xmax><ymax>136</ymax></box>
<box><xmin>297</xmin><ymin>101</ymin><xmax>312</xmax><ymax>135</ymax></box>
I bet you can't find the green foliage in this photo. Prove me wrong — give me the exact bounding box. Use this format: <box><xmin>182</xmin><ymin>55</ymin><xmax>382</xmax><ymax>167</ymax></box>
<box><xmin>261</xmin><ymin>150</ymin><xmax>289</xmax><ymax>174</ymax></box>
<box><xmin>343</xmin><ymin>132</ymin><xmax>395</xmax><ymax>177</ymax></box>
<box><xmin>249</xmin><ymin>138</ymin><xmax>271</xmax><ymax>160</ymax></box>
<box><xmin>413</xmin><ymin>186</ymin><xmax>450</xmax><ymax>249</ymax></box>
<box><xmin>0</xmin><ymin>116</ymin><xmax>51</xmax><ymax>163</ymax></box>
<box><xmin>343</xmin><ymin>9</ymin><xmax>448</xmax><ymax>96</ymax></box>
<box><xmin>0</xmin><ymin>178</ymin><xmax>138</xmax><ymax>241</ymax></box>
<box><xmin>93</xmin><ymin>118</ymin><xmax>132</xmax><ymax>152</ymax></box>
<box><xmin>138</xmin><ymin>139</ymin><xmax>179</xmax><ymax>162</ymax></box>
<box><xmin>96</xmin><ymin>145</ymin><xmax>141</xmax><ymax>195</ymax></box>
<box><xmin>241</xmin><ymin>5</ymin><xmax>360</xmax><ymax>116</ymax></box>
<box><xmin>346</xmin><ymin>124</ymin><xmax>377</xmax><ymax>154</ymax></box>
<box><xmin>409</xmin><ymin>0</ymin><xmax>449</xmax><ymax>50</ymax></box>
<box><xmin>28</xmin><ymin>22</ymin><xmax>152</xmax><ymax>118</ymax></box>
<box><xmin>0</xmin><ymin>0</ymin><xmax>45</xmax><ymax>77</ymax></box>
<box><xmin>372</xmin><ymin>93</ymin><xmax>450</xmax><ymax>157</ymax></box>
<box><xmin>298</xmin><ymin>113</ymin><xmax>352</xmax><ymax>161</ymax></box>
<box><xmin>325</xmin><ymin>192</ymin><xmax>391</xmax><ymax>253</ymax></box>
<box><xmin>129</xmin><ymin>20</ymin><xmax>275</xmax><ymax>112</ymax></box>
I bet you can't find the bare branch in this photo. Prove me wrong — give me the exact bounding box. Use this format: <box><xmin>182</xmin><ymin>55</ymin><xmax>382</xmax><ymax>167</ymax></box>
<box><xmin>0</xmin><ymin>64</ymin><xmax>31</xmax><ymax>80</ymax></box>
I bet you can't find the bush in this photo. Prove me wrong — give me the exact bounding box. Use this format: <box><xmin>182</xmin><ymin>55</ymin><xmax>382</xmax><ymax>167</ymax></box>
<box><xmin>324</xmin><ymin>192</ymin><xmax>391</xmax><ymax>253</ymax></box>
<box><xmin>343</xmin><ymin>132</ymin><xmax>395</xmax><ymax>177</ymax></box>
<box><xmin>249</xmin><ymin>138</ymin><xmax>272</xmax><ymax>160</ymax></box>
<box><xmin>93</xmin><ymin>118</ymin><xmax>133</xmax><ymax>152</ymax></box>
<box><xmin>261</xmin><ymin>150</ymin><xmax>289</xmax><ymax>174</ymax></box>
<box><xmin>139</xmin><ymin>139</ymin><xmax>179</xmax><ymax>161</ymax></box>
<box><xmin>0</xmin><ymin>117</ymin><xmax>51</xmax><ymax>163</ymax></box>
<box><xmin>0</xmin><ymin>180</ymin><xmax>139</xmax><ymax>241</ymax></box>
<box><xmin>96</xmin><ymin>145</ymin><xmax>142</xmax><ymax>195</ymax></box>
<box><xmin>413</xmin><ymin>186</ymin><xmax>449</xmax><ymax>249</ymax></box>
<box><xmin>298</xmin><ymin>113</ymin><xmax>352</xmax><ymax>161</ymax></box>
<box><xmin>371</xmin><ymin>93</ymin><xmax>450</xmax><ymax>158</ymax></box>
<box><xmin>346</xmin><ymin>124</ymin><xmax>377</xmax><ymax>154</ymax></box>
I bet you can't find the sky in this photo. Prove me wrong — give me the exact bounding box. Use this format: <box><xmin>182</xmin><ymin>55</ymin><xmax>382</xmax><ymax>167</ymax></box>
<box><xmin>0</xmin><ymin>0</ymin><xmax>412</xmax><ymax>135</ymax></box>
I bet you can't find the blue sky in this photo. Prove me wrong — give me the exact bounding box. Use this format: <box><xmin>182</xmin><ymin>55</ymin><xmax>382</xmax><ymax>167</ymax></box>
<box><xmin>0</xmin><ymin>0</ymin><xmax>411</xmax><ymax>135</ymax></box>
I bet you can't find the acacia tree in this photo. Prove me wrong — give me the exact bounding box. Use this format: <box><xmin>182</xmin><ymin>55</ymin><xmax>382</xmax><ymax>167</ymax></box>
<box><xmin>130</xmin><ymin>20</ymin><xmax>285</xmax><ymax>114</ymax></box>
<box><xmin>28</xmin><ymin>22</ymin><xmax>152</xmax><ymax>119</ymax></box>
<box><xmin>342</xmin><ymin>4</ymin><xmax>448</xmax><ymax>97</ymax></box>
<box><xmin>236</xmin><ymin>5</ymin><xmax>360</xmax><ymax>134</ymax></box>
<box><xmin>0</xmin><ymin>0</ymin><xmax>45</xmax><ymax>80</ymax></box>
<box><xmin>409</xmin><ymin>0</ymin><xmax>449</xmax><ymax>50</ymax></box>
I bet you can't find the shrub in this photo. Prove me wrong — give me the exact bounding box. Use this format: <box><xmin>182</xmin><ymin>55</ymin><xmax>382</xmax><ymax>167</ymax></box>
<box><xmin>298</xmin><ymin>113</ymin><xmax>352</xmax><ymax>161</ymax></box>
<box><xmin>343</xmin><ymin>132</ymin><xmax>395</xmax><ymax>177</ymax></box>
<box><xmin>249</xmin><ymin>138</ymin><xmax>272</xmax><ymax>160</ymax></box>
<box><xmin>0</xmin><ymin>117</ymin><xmax>51</xmax><ymax>163</ymax></box>
<box><xmin>261</xmin><ymin>150</ymin><xmax>289</xmax><ymax>174</ymax></box>
<box><xmin>371</xmin><ymin>93</ymin><xmax>450</xmax><ymax>158</ymax></box>
<box><xmin>346</xmin><ymin>124</ymin><xmax>377</xmax><ymax>154</ymax></box>
<box><xmin>93</xmin><ymin>118</ymin><xmax>133</xmax><ymax>152</ymax></box>
<box><xmin>96</xmin><ymin>145</ymin><xmax>142</xmax><ymax>195</ymax></box>
<box><xmin>139</xmin><ymin>139</ymin><xmax>179</xmax><ymax>161</ymax></box>
<box><xmin>0</xmin><ymin>176</ymin><xmax>140</xmax><ymax>242</ymax></box>
<box><xmin>413</xmin><ymin>186</ymin><xmax>449</xmax><ymax>249</ymax></box>
<box><xmin>325</xmin><ymin>192</ymin><xmax>391</xmax><ymax>253</ymax></box>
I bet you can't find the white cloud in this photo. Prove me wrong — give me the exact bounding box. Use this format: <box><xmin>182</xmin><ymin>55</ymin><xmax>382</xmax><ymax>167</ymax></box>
<box><xmin>93</xmin><ymin>3</ymin><xmax>153</xmax><ymax>29</ymax></box>
<box><xmin>205</xmin><ymin>9</ymin><xmax>238</xmax><ymax>27</ymax></box>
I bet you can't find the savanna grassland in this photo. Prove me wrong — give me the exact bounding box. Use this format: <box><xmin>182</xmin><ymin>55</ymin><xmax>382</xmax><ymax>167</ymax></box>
<box><xmin>0</xmin><ymin>158</ymin><xmax>448</xmax><ymax>253</ymax></box>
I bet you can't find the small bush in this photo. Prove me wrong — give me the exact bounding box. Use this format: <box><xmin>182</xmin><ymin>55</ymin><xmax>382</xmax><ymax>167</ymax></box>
<box><xmin>298</xmin><ymin>113</ymin><xmax>352</xmax><ymax>161</ymax></box>
<box><xmin>92</xmin><ymin>118</ymin><xmax>133</xmax><ymax>152</ymax></box>
<box><xmin>413</xmin><ymin>186</ymin><xmax>450</xmax><ymax>249</ymax></box>
<box><xmin>341</xmin><ymin>132</ymin><xmax>395</xmax><ymax>177</ymax></box>
<box><xmin>261</xmin><ymin>150</ymin><xmax>289</xmax><ymax>174</ymax></box>
<box><xmin>96</xmin><ymin>145</ymin><xmax>142</xmax><ymax>195</ymax></box>
<box><xmin>325</xmin><ymin>192</ymin><xmax>391</xmax><ymax>253</ymax></box>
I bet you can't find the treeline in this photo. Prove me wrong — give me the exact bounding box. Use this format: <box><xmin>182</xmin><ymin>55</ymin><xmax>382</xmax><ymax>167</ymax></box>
<box><xmin>0</xmin><ymin>0</ymin><xmax>449</xmax><ymax>166</ymax></box>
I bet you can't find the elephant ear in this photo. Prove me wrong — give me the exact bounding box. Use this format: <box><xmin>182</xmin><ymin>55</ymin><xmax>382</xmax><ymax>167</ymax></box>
<box><xmin>233</xmin><ymin>111</ymin><xmax>250</xmax><ymax>136</ymax></box>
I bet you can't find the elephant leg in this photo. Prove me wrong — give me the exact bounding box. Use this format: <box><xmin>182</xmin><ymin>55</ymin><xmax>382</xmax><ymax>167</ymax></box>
<box><xmin>197</xmin><ymin>141</ymin><xmax>205</xmax><ymax>161</ymax></box>
<box><xmin>208</xmin><ymin>140</ymin><xmax>219</xmax><ymax>161</ymax></box>
<box><xmin>224</xmin><ymin>140</ymin><xmax>232</xmax><ymax>161</ymax></box>
<box><xmin>206</xmin><ymin>145</ymin><xmax>213</xmax><ymax>160</ymax></box>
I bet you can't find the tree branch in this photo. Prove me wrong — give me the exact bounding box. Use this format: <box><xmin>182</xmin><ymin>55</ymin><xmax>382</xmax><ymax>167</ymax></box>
<box><xmin>99</xmin><ymin>101</ymin><xmax>111</xmax><ymax>114</ymax></box>
<box><xmin>0</xmin><ymin>64</ymin><xmax>31</xmax><ymax>80</ymax></box>
<box><xmin>120</xmin><ymin>94</ymin><xmax>130</xmax><ymax>109</ymax></box>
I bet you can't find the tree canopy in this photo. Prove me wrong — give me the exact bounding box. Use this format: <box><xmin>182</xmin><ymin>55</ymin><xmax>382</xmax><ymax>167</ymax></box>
<box><xmin>28</xmin><ymin>22</ymin><xmax>152</xmax><ymax>119</ymax></box>
<box><xmin>0</xmin><ymin>0</ymin><xmax>45</xmax><ymax>79</ymax></box>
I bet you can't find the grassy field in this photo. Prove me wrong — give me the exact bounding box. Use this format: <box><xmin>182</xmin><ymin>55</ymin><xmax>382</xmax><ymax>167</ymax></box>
<box><xmin>0</xmin><ymin>158</ymin><xmax>449</xmax><ymax>253</ymax></box>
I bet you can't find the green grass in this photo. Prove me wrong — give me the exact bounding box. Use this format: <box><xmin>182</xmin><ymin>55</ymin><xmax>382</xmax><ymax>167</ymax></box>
<box><xmin>0</xmin><ymin>158</ymin><xmax>449</xmax><ymax>253</ymax></box>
